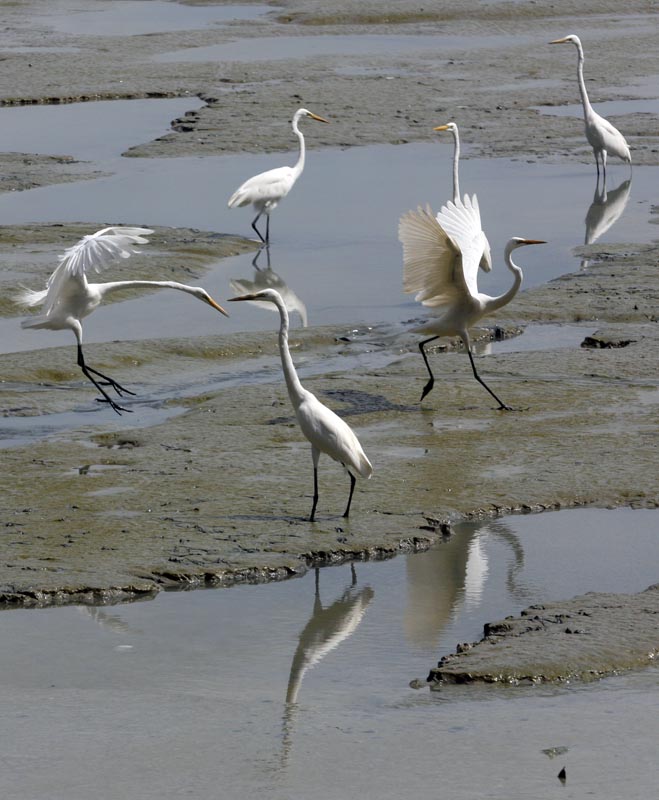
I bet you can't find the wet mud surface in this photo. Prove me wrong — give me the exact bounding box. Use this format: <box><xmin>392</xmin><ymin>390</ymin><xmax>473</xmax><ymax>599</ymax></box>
<box><xmin>1</xmin><ymin>0</ymin><xmax>658</xmax><ymax>683</ymax></box>
<box><xmin>430</xmin><ymin>583</ymin><xmax>659</xmax><ymax>684</ymax></box>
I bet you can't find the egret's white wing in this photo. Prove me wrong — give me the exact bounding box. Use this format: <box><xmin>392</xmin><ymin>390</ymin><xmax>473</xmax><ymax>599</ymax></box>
<box><xmin>435</xmin><ymin>195</ymin><xmax>486</xmax><ymax>299</ymax></box>
<box><xmin>228</xmin><ymin>166</ymin><xmax>295</xmax><ymax>207</ymax></box>
<box><xmin>398</xmin><ymin>205</ymin><xmax>464</xmax><ymax>308</ymax></box>
<box><xmin>40</xmin><ymin>227</ymin><xmax>153</xmax><ymax>314</ymax></box>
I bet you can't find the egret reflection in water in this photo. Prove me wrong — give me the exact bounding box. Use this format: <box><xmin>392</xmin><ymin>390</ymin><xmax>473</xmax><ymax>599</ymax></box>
<box><xmin>581</xmin><ymin>174</ymin><xmax>632</xmax><ymax>268</ymax></box>
<box><xmin>230</xmin><ymin>245</ymin><xmax>308</xmax><ymax>328</ymax></box>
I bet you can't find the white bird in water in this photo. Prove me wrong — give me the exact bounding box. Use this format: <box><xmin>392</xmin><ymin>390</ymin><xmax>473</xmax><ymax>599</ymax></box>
<box><xmin>434</xmin><ymin>121</ymin><xmax>492</xmax><ymax>271</ymax></box>
<box><xmin>399</xmin><ymin>196</ymin><xmax>545</xmax><ymax>409</ymax></box>
<box><xmin>18</xmin><ymin>226</ymin><xmax>228</xmax><ymax>414</ymax></box>
<box><xmin>550</xmin><ymin>34</ymin><xmax>631</xmax><ymax>178</ymax></box>
<box><xmin>227</xmin><ymin>108</ymin><xmax>329</xmax><ymax>244</ymax></box>
<box><xmin>229</xmin><ymin>288</ymin><xmax>372</xmax><ymax>521</ymax></box>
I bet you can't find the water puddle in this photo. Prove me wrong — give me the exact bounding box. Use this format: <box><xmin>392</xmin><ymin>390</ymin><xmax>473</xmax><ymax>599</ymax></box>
<box><xmin>36</xmin><ymin>2</ymin><xmax>274</xmax><ymax>37</ymax></box>
<box><xmin>0</xmin><ymin>507</ymin><xmax>658</xmax><ymax>798</ymax></box>
<box><xmin>0</xmin><ymin>96</ymin><xmax>655</xmax><ymax>358</ymax></box>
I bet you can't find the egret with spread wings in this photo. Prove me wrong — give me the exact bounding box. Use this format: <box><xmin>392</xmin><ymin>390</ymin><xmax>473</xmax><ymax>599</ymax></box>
<box><xmin>550</xmin><ymin>35</ymin><xmax>631</xmax><ymax>179</ymax></box>
<box><xmin>399</xmin><ymin>195</ymin><xmax>545</xmax><ymax>409</ymax></box>
<box><xmin>227</xmin><ymin>108</ymin><xmax>329</xmax><ymax>244</ymax></box>
<box><xmin>18</xmin><ymin>227</ymin><xmax>228</xmax><ymax>414</ymax></box>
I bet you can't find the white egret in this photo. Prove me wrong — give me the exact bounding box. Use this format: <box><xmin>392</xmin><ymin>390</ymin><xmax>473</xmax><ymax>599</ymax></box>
<box><xmin>228</xmin><ymin>288</ymin><xmax>372</xmax><ymax>521</ymax></box>
<box><xmin>18</xmin><ymin>226</ymin><xmax>228</xmax><ymax>414</ymax></box>
<box><xmin>227</xmin><ymin>108</ymin><xmax>329</xmax><ymax>244</ymax></box>
<box><xmin>398</xmin><ymin>196</ymin><xmax>545</xmax><ymax>409</ymax></box>
<box><xmin>434</xmin><ymin>122</ymin><xmax>492</xmax><ymax>271</ymax></box>
<box><xmin>550</xmin><ymin>34</ymin><xmax>631</xmax><ymax>178</ymax></box>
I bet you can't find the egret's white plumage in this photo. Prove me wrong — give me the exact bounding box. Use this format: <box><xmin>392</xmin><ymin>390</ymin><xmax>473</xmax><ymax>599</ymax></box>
<box><xmin>18</xmin><ymin>226</ymin><xmax>228</xmax><ymax>413</ymax></box>
<box><xmin>550</xmin><ymin>34</ymin><xmax>631</xmax><ymax>177</ymax></box>
<box><xmin>229</xmin><ymin>288</ymin><xmax>371</xmax><ymax>521</ymax></box>
<box><xmin>227</xmin><ymin>108</ymin><xmax>329</xmax><ymax>243</ymax></box>
<box><xmin>399</xmin><ymin>195</ymin><xmax>545</xmax><ymax>409</ymax></box>
<box><xmin>433</xmin><ymin>122</ymin><xmax>492</xmax><ymax>272</ymax></box>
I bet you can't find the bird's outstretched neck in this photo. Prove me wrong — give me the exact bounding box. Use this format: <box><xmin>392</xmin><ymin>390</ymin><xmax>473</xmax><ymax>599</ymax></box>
<box><xmin>451</xmin><ymin>126</ymin><xmax>461</xmax><ymax>203</ymax></box>
<box><xmin>292</xmin><ymin>111</ymin><xmax>306</xmax><ymax>180</ymax></box>
<box><xmin>574</xmin><ymin>38</ymin><xmax>593</xmax><ymax>119</ymax></box>
<box><xmin>486</xmin><ymin>240</ymin><xmax>524</xmax><ymax>314</ymax></box>
<box><xmin>272</xmin><ymin>292</ymin><xmax>306</xmax><ymax>407</ymax></box>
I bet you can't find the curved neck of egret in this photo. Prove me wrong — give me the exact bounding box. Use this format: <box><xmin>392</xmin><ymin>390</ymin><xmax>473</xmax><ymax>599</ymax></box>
<box><xmin>574</xmin><ymin>39</ymin><xmax>593</xmax><ymax>119</ymax></box>
<box><xmin>486</xmin><ymin>241</ymin><xmax>524</xmax><ymax>313</ymax></box>
<box><xmin>451</xmin><ymin>126</ymin><xmax>460</xmax><ymax>203</ymax></box>
<box><xmin>98</xmin><ymin>279</ymin><xmax>201</xmax><ymax>298</ymax></box>
<box><xmin>273</xmin><ymin>291</ymin><xmax>305</xmax><ymax>407</ymax></box>
<box><xmin>292</xmin><ymin>112</ymin><xmax>307</xmax><ymax>180</ymax></box>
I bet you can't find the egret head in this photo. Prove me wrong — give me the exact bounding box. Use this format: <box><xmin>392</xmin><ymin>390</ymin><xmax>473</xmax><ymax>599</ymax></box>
<box><xmin>193</xmin><ymin>288</ymin><xmax>229</xmax><ymax>316</ymax></box>
<box><xmin>549</xmin><ymin>34</ymin><xmax>581</xmax><ymax>47</ymax></box>
<box><xmin>295</xmin><ymin>108</ymin><xmax>330</xmax><ymax>124</ymax></box>
<box><xmin>433</xmin><ymin>122</ymin><xmax>458</xmax><ymax>135</ymax></box>
<box><xmin>509</xmin><ymin>237</ymin><xmax>546</xmax><ymax>251</ymax></box>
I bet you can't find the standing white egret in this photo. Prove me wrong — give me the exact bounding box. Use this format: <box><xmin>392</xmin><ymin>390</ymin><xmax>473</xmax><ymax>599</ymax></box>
<box><xmin>18</xmin><ymin>226</ymin><xmax>229</xmax><ymax>414</ymax></box>
<box><xmin>433</xmin><ymin>121</ymin><xmax>492</xmax><ymax>271</ymax></box>
<box><xmin>228</xmin><ymin>288</ymin><xmax>372</xmax><ymax>521</ymax></box>
<box><xmin>550</xmin><ymin>34</ymin><xmax>631</xmax><ymax>178</ymax></box>
<box><xmin>227</xmin><ymin>108</ymin><xmax>329</xmax><ymax>244</ymax></box>
<box><xmin>398</xmin><ymin>196</ymin><xmax>545</xmax><ymax>409</ymax></box>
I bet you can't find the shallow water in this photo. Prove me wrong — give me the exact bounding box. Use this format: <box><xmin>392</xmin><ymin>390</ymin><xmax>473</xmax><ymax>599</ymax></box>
<box><xmin>0</xmin><ymin>98</ymin><xmax>654</xmax><ymax>357</ymax></box>
<box><xmin>1</xmin><ymin>507</ymin><xmax>658</xmax><ymax>799</ymax></box>
<box><xmin>35</xmin><ymin>1</ymin><xmax>273</xmax><ymax>37</ymax></box>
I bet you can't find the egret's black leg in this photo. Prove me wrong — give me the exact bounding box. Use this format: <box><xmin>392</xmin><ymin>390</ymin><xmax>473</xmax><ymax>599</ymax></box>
<box><xmin>342</xmin><ymin>472</ymin><xmax>356</xmax><ymax>518</ymax></box>
<box><xmin>77</xmin><ymin>345</ymin><xmax>133</xmax><ymax>415</ymax></box>
<box><xmin>309</xmin><ymin>467</ymin><xmax>319</xmax><ymax>522</ymax></box>
<box><xmin>265</xmin><ymin>214</ymin><xmax>270</xmax><ymax>244</ymax></box>
<box><xmin>251</xmin><ymin>213</ymin><xmax>266</xmax><ymax>243</ymax></box>
<box><xmin>418</xmin><ymin>336</ymin><xmax>440</xmax><ymax>401</ymax></box>
<box><xmin>466</xmin><ymin>348</ymin><xmax>512</xmax><ymax>411</ymax></box>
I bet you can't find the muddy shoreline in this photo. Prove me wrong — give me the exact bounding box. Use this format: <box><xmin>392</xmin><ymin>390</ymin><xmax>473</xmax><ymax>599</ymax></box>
<box><xmin>0</xmin><ymin>1</ymin><xmax>658</xmax><ymax>685</ymax></box>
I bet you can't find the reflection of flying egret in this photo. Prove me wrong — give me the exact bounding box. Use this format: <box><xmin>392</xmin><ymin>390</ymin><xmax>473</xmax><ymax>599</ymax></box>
<box><xmin>434</xmin><ymin>122</ymin><xmax>492</xmax><ymax>271</ymax></box>
<box><xmin>550</xmin><ymin>35</ymin><xmax>631</xmax><ymax>178</ymax></box>
<box><xmin>229</xmin><ymin>289</ymin><xmax>372</xmax><ymax>520</ymax></box>
<box><xmin>286</xmin><ymin>566</ymin><xmax>374</xmax><ymax>704</ymax></box>
<box><xmin>18</xmin><ymin>227</ymin><xmax>228</xmax><ymax>414</ymax></box>
<box><xmin>227</xmin><ymin>108</ymin><xmax>329</xmax><ymax>244</ymax></box>
<box><xmin>399</xmin><ymin>197</ymin><xmax>545</xmax><ymax>409</ymax></box>
<box><xmin>230</xmin><ymin>247</ymin><xmax>308</xmax><ymax>327</ymax></box>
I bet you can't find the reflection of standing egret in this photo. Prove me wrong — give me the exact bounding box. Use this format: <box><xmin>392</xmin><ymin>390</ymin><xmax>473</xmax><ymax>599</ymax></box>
<box><xmin>550</xmin><ymin>35</ymin><xmax>631</xmax><ymax>179</ymax></box>
<box><xmin>398</xmin><ymin>197</ymin><xmax>545</xmax><ymax>409</ymax></box>
<box><xmin>581</xmin><ymin>175</ymin><xmax>631</xmax><ymax>268</ymax></box>
<box><xmin>286</xmin><ymin>566</ymin><xmax>374</xmax><ymax>704</ymax></box>
<box><xmin>230</xmin><ymin>247</ymin><xmax>308</xmax><ymax>328</ymax></box>
<box><xmin>227</xmin><ymin>108</ymin><xmax>329</xmax><ymax>243</ymax></box>
<box><xmin>229</xmin><ymin>289</ymin><xmax>372</xmax><ymax>521</ymax></box>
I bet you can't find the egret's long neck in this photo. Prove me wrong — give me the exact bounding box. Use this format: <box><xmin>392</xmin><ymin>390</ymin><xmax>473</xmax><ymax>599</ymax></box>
<box><xmin>274</xmin><ymin>293</ymin><xmax>305</xmax><ymax>407</ymax></box>
<box><xmin>292</xmin><ymin>115</ymin><xmax>306</xmax><ymax>179</ymax></box>
<box><xmin>451</xmin><ymin>128</ymin><xmax>460</xmax><ymax>203</ymax></box>
<box><xmin>575</xmin><ymin>41</ymin><xmax>593</xmax><ymax>119</ymax></box>
<box><xmin>487</xmin><ymin>243</ymin><xmax>523</xmax><ymax>313</ymax></box>
<box><xmin>97</xmin><ymin>280</ymin><xmax>199</xmax><ymax>298</ymax></box>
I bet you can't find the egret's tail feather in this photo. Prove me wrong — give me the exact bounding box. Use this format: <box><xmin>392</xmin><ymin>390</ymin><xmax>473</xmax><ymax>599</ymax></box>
<box><xmin>20</xmin><ymin>313</ymin><xmax>51</xmax><ymax>330</ymax></box>
<box><xmin>15</xmin><ymin>286</ymin><xmax>48</xmax><ymax>308</ymax></box>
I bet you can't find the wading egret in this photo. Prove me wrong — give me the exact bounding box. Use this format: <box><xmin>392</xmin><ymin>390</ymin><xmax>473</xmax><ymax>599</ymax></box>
<box><xmin>228</xmin><ymin>288</ymin><xmax>372</xmax><ymax>521</ymax></box>
<box><xmin>550</xmin><ymin>34</ymin><xmax>631</xmax><ymax>178</ymax></box>
<box><xmin>398</xmin><ymin>196</ymin><xmax>545</xmax><ymax>409</ymax></box>
<box><xmin>227</xmin><ymin>108</ymin><xmax>329</xmax><ymax>244</ymax></box>
<box><xmin>434</xmin><ymin>121</ymin><xmax>492</xmax><ymax>271</ymax></box>
<box><xmin>18</xmin><ymin>226</ymin><xmax>228</xmax><ymax>414</ymax></box>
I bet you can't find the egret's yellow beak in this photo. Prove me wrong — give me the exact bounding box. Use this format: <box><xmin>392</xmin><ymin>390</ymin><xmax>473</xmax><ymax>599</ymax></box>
<box><xmin>433</xmin><ymin>124</ymin><xmax>450</xmax><ymax>132</ymax></box>
<box><xmin>228</xmin><ymin>293</ymin><xmax>258</xmax><ymax>302</ymax></box>
<box><xmin>309</xmin><ymin>112</ymin><xmax>330</xmax><ymax>124</ymax></box>
<box><xmin>549</xmin><ymin>37</ymin><xmax>569</xmax><ymax>44</ymax></box>
<box><xmin>205</xmin><ymin>296</ymin><xmax>230</xmax><ymax>316</ymax></box>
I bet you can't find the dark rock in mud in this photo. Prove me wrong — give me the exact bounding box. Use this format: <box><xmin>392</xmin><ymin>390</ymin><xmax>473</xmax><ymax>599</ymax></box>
<box><xmin>429</xmin><ymin>584</ymin><xmax>659</xmax><ymax>685</ymax></box>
